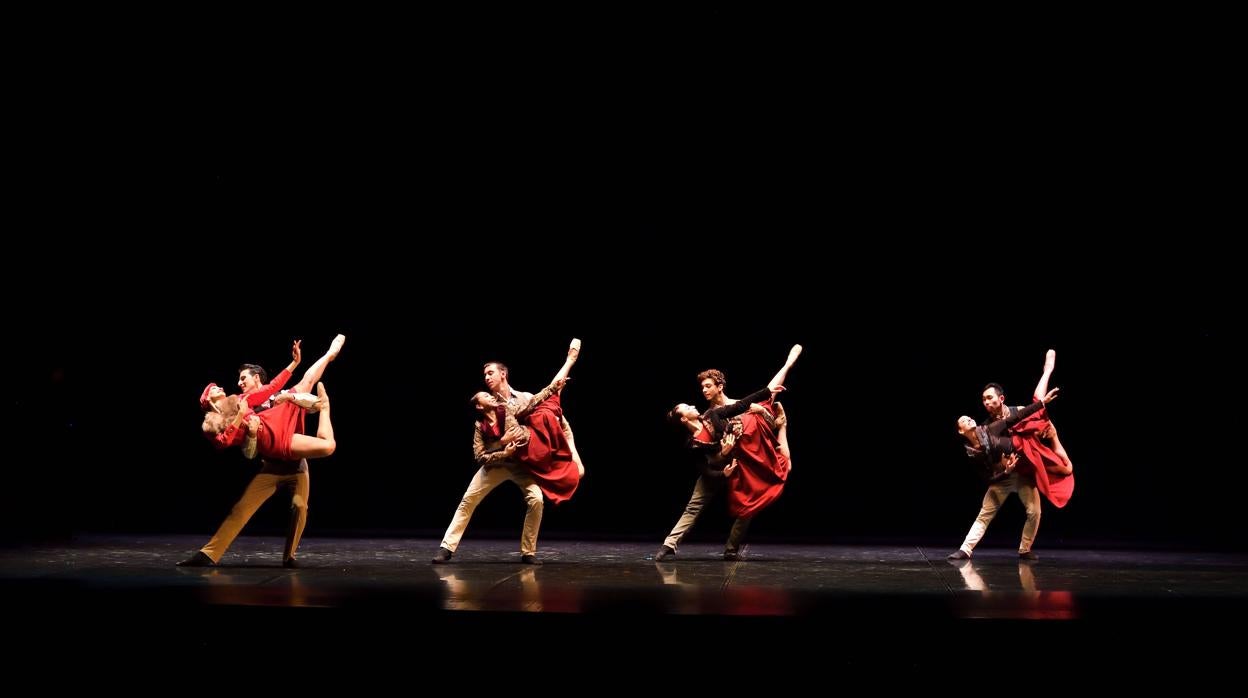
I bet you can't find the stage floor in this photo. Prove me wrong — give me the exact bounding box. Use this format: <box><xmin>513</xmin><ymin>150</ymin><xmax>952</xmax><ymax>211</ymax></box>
<box><xmin>4</xmin><ymin>535</ymin><xmax>1245</xmax><ymax>678</ymax></box>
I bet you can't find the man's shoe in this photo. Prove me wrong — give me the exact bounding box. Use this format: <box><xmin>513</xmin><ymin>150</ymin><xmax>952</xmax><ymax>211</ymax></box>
<box><xmin>654</xmin><ymin>545</ymin><xmax>676</xmax><ymax>562</ymax></box>
<box><xmin>282</xmin><ymin>558</ymin><xmax>301</xmax><ymax>568</ymax></box>
<box><xmin>431</xmin><ymin>547</ymin><xmax>453</xmax><ymax>564</ymax></box>
<box><xmin>947</xmin><ymin>550</ymin><xmax>971</xmax><ymax>560</ymax></box>
<box><xmin>521</xmin><ymin>554</ymin><xmax>543</xmax><ymax>566</ymax></box>
<box><xmin>723</xmin><ymin>550</ymin><xmax>741</xmax><ymax>561</ymax></box>
<box><xmin>176</xmin><ymin>551</ymin><xmax>215</xmax><ymax>567</ymax></box>
<box><xmin>1019</xmin><ymin>551</ymin><xmax>1040</xmax><ymax>561</ymax></box>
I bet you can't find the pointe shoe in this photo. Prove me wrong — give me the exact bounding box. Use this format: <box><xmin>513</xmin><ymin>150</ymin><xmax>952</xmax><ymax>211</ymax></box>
<box><xmin>788</xmin><ymin>344</ymin><xmax>803</xmax><ymax>364</ymax></box>
<box><xmin>568</xmin><ymin>338</ymin><xmax>582</xmax><ymax>361</ymax></box>
<box><xmin>328</xmin><ymin>334</ymin><xmax>346</xmax><ymax>360</ymax></box>
<box><xmin>1045</xmin><ymin>349</ymin><xmax>1056</xmax><ymax>372</ymax></box>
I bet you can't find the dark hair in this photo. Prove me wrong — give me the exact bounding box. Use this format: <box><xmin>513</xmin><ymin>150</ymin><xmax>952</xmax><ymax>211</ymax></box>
<box><xmin>982</xmin><ymin>382</ymin><xmax>1006</xmax><ymax>399</ymax></box>
<box><xmin>239</xmin><ymin>363</ymin><xmax>268</xmax><ymax>384</ymax></box>
<box><xmin>667</xmin><ymin>406</ymin><xmax>685</xmax><ymax>424</ymax></box>
<box><xmin>697</xmin><ymin>369</ymin><xmax>726</xmax><ymax>388</ymax></box>
<box><xmin>483</xmin><ymin>361</ymin><xmax>508</xmax><ymax>378</ymax></box>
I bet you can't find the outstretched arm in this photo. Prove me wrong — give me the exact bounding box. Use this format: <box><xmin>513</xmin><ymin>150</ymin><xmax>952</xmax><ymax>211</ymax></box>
<box><xmin>992</xmin><ymin>390</ymin><xmax>1059</xmax><ymax>434</ymax></box>
<box><xmin>516</xmin><ymin>380</ymin><xmax>564</xmax><ymax>421</ymax></box>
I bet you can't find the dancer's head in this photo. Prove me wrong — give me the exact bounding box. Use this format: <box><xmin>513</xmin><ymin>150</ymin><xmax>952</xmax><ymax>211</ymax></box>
<box><xmin>668</xmin><ymin>403</ymin><xmax>700</xmax><ymax>424</ymax></box>
<box><xmin>483</xmin><ymin>361</ymin><xmax>509</xmax><ymax>394</ymax></box>
<box><xmin>470</xmin><ymin>391</ymin><xmax>501</xmax><ymax>413</ymax></box>
<box><xmin>981</xmin><ymin>383</ymin><xmax>1006</xmax><ymax>416</ymax></box>
<box><xmin>199</xmin><ymin>383</ymin><xmax>228</xmax><ymax>411</ymax></box>
<box><xmin>956</xmin><ymin>415</ymin><xmax>977</xmax><ymax>438</ymax></box>
<box><xmin>697</xmin><ymin>369</ymin><xmax>727</xmax><ymax>404</ymax></box>
<box><xmin>237</xmin><ymin>364</ymin><xmax>267</xmax><ymax>393</ymax></box>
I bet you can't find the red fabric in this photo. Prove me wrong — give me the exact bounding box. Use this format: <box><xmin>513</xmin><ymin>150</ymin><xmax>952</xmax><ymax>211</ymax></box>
<box><xmin>244</xmin><ymin>368</ymin><xmax>292</xmax><ymax>408</ymax></box>
<box><xmin>479</xmin><ymin>404</ymin><xmax>508</xmax><ymax>440</ymax></box>
<box><xmin>208</xmin><ymin>400</ymin><xmax>306</xmax><ymax>461</ymax></box>
<box><xmin>516</xmin><ymin>393</ymin><xmax>580</xmax><ymax>504</ymax></box>
<box><xmin>1010</xmin><ymin>409</ymin><xmax>1074</xmax><ymax>508</ymax></box>
<box><xmin>201</xmin><ymin>368</ymin><xmax>292</xmax><ymax>411</ymax></box>
<box><xmin>725</xmin><ymin>399</ymin><xmax>789</xmax><ymax>518</ymax></box>
<box><xmin>253</xmin><ymin>401</ymin><xmax>307</xmax><ymax>461</ymax></box>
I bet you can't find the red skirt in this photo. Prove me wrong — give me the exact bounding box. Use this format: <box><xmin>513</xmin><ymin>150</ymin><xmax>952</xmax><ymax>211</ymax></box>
<box><xmin>517</xmin><ymin>393</ymin><xmax>581</xmax><ymax>504</ymax></box>
<box><xmin>726</xmin><ymin>399</ymin><xmax>790</xmax><ymax>518</ymax></box>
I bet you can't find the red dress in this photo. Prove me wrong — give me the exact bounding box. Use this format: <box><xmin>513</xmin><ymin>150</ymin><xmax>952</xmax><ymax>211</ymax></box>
<box><xmin>515</xmin><ymin>393</ymin><xmax>580</xmax><ymax>504</ymax></box>
<box><xmin>479</xmin><ymin>391</ymin><xmax>580</xmax><ymax>504</ymax></box>
<box><xmin>1010</xmin><ymin>408</ymin><xmax>1075</xmax><ymax>508</ymax></box>
<box><xmin>725</xmin><ymin>398</ymin><xmax>790</xmax><ymax>518</ymax></box>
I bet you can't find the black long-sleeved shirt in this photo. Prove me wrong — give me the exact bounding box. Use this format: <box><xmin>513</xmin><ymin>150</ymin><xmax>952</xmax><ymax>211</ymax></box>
<box><xmin>966</xmin><ymin>401</ymin><xmax>1046</xmax><ymax>481</ymax></box>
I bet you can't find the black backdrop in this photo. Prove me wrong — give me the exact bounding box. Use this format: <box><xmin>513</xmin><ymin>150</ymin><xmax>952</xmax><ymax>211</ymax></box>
<box><xmin>9</xmin><ymin>228</ymin><xmax>1240</xmax><ymax>551</ymax></box>
<box><xmin>5</xmin><ymin>7</ymin><xmax>1241</xmax><ymax>551</ymax></box>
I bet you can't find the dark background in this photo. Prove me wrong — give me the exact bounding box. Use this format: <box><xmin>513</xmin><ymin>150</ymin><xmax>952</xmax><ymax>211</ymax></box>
<box><xmin>5</xmin><ymin>8</ymin><xmax>1241</xmax><ymax>551</ymax></box>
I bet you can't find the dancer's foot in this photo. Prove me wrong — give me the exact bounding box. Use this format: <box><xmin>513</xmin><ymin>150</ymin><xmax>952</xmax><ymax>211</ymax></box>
<box><xmin>316</xmin><ymin>382</ymin><xmax>329</xmax><ymax>412</ymax></box>
<box><xmin>1044</xmin><ymin>349</ymin><xmax>1056</xmax><ymax>373</ymax></box>
<box><xmin>328</xmin><ymin>334</ymin><xmax>346</xmax><ymax>361</ymax></box>
<box><xmin>568</xmin><ymin>338</ymin><xmax>582</xmax><ymax>361</ymax></box>
<box><xmin>279</xmin><ymin>391</ymin><xmax>322</xmax><ymax>411</ymax></box>
<box><xmin>787</xmin><ymin>344</ymin><xmax>803</xmax><ymax>365</ymax></box>
<box><xmin>176</xmin><ymin>551</ymin><xmax>215</xmax><ymax>567</ymax></box>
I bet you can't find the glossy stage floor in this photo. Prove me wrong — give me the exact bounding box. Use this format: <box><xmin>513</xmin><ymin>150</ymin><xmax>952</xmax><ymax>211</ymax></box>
<box><xmin>4</xmin><ymin>535</ymin><xmax>1245</xmax><ymax>678</ymax></box>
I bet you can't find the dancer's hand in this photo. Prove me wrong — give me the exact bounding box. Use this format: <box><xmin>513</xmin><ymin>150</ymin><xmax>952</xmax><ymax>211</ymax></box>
<box><xmin>723</xmin><ymin>460</ymin><xmax>739</xmax><ymax>477</ymax></box>
<box><xmin>246</xmin><ymin>415</ymin><xmax>260</xmax><ymax>435</ymax></box>
<box><xmin>500</xmin><ymin>426</ymin><xmax>527</xmax><ymax>445</ymax></box>
<box><xmin>1041</xmin><ymin>387</ymin><xmax>1060</xmax><ymax>403</ymax></box>
<box><xmin>770</xmin><ymin>385</ymin><xmax>787</xmax><ymax>397</ymax></box>
<box><xmin>291</xmin><ymin>339</ymin><xmax>302</xmax><ymax>366</ymax></box>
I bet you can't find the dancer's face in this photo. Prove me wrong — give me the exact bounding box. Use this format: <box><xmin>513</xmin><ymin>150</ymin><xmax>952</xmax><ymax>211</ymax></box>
<box><xmin>672</xmin><ymin>403</ymin><xmax>699</xmax><ymax>421</ymax></box>
<box><xmin>700</xmin><ymin>379</ymin><xmax>723</xmax><ymax>403</ymax></box>
<box><xmin>483</xmin><ymin>363</ymin><xmax>506</xmax><ymax>394</ymax></box>
<box><xmin>957</xmin><ymin>416</ymin><xmax>977</xmax><ymax>435</ymax></box>
<box><xmin>238</xmin><ymin>369</ymin><xmax>262</xmax><ymax>394</ymax></box>
<box><xmin>472</xmin><ymin>391</ymin><xmax>500</xmax><ymax>411</ymax></box>
<box><xmin>981</xmin><ymin>388</ymin><xmax>1005</xmax><ymax>416</ymax></box>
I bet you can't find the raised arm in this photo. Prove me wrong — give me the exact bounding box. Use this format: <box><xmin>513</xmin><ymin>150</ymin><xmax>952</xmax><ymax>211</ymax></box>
<box><xmin>992</xmin><ymin>390</ymin><xmax>1058</xmax><ymax>434</ymax></box>
<box><xmin>707</xmin><ymin>388</ymin><xmax>773</xmax><ymax>422</ymax></box>
<box><xmin>516</xmin><ymin>380</ymin><xmax>563</xmax><ymax>421</ymax></box>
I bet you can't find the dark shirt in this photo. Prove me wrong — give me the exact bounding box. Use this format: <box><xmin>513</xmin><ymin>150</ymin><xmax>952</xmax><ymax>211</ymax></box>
<box><xmin>967</xmin><ymin>401</ymin><xmax>1045</xmax><ymax>481</ymax></box>
<box><xmin>690</xmin><ymin>387</ymin><xmax>774</xmax><ymax>477</ymax></box>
